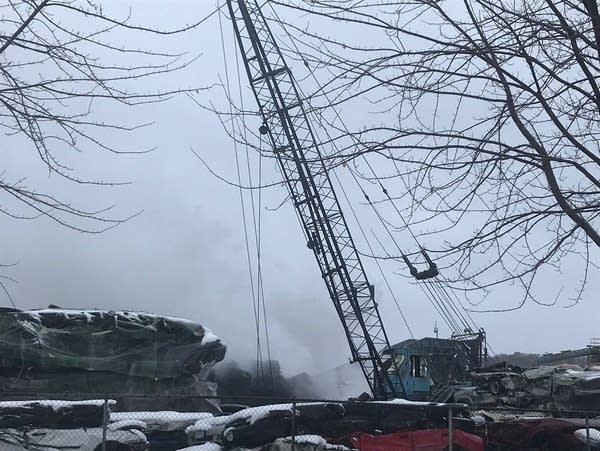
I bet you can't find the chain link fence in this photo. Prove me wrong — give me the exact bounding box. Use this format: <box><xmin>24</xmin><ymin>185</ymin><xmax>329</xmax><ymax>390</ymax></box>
<box><xmin>0</xmin><ymin>394</ymin><xmax>598</xmax><ymax>450</ymax></box>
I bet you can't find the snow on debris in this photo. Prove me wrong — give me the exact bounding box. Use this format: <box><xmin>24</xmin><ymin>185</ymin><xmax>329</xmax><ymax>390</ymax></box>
<box><xmin>227</xmin><ymin>402</ymin><xmax>339</xmax><ymax>425</ymax></box>
<box><xmin>0</xmin><ymin>399</ymin><xmax>116</xmax><ymax>411</ymax></box>
<box><xmin>372</xmin><ymin>398</ymin><xmax>448</xmax><ymax>407</ymax></box>
<box><xmin>279</xmin><ymin>435</ymin><xmax>327</xmax><ymax>445</ymax></box>
<box><xmin>564</xmin><ymin>369</ymin><xmax>600</xmax><ymax>381</ymax></box>
<box><xmin>111</xmin><ymin>411</ymin><xmax>213</xmax><ymax>431</ymax></box>
<box><xmin>186</xmin><ymin>402</ymin><xmax>336</xmax><ymax>437</ymax></box>
<box><xmin>186</xmin><ymin>402</ymin><xmax>344</xmax><ymax>441</ymax></box>
<box><xmin>108</xmin><ymin>420</ymin><xmax>147</xmax><ymax>431</ymax></box>
<box><xmin>186</xmin><ymin>414</ymin><xmax>230</xmax><ymax>436</ymax></box>
<box><xmin>275</xmin><ymin>436</ymin><xmax>352</xmax><ymax>450</ymax></box>
<box><xmin>575</xmin><ymin>428</ymin><xmax>600</xmax><ymax>446</ymax></box>
<box><xmin>177</xmin><ymin>443</ymin><xmax>223</xmax><ymax>451</ymax></box>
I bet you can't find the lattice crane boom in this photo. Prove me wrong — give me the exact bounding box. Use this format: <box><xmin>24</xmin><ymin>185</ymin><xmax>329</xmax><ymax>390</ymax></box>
<box><xmin>226</xmin><ymin>0</ymin><xmax>405</xmax><ymax>398</ymax></box>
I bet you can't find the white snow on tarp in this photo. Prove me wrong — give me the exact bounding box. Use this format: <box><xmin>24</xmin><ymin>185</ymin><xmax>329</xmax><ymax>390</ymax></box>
<box><xmin>177</xmin><ymin>443</ymin><xmax>223</xmax><ymax>451</ymax></box>
<box><xmin>0</xmin><ymin>399</ymin><xmax>116</xmax><ymax>411</ymax></box>
<box><xmin>24</xmin><ymin>308</ymin><xmax>224</xmax><ymax>344</ymax></box>
<box><xmin>201</xmin><ymin>329</ymin><xmax>219</xmax><ymax>345</ymax></box>
<box><xmin>111</xmin><ymin>411</ymin><xmax>214</xmax><ymax>432</ymax></box>
<box><xmin>28</xmin><ymin>308</ymin><xmax>203</xmax><ymax>328</ymax></box>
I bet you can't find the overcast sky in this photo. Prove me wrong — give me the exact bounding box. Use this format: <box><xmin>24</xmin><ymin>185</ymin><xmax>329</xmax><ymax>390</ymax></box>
<box><xmin>1</xmin><ymin>0</ymin><xmax>598</xmax><ymax>378</ymax></box>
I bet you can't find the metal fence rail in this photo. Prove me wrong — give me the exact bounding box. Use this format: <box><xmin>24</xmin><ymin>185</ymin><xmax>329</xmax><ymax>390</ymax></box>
<box><xmin>0</xmin><ymin>394</ymin><xmax>597</xmax><ymax>450</ymax></box>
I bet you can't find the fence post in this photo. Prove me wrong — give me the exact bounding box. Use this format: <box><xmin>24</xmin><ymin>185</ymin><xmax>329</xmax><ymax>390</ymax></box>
<box><xmin>586</xmin><ymin>415</ymin><xmax>591</xmax><ymax>451</ymax></box>
<box><xmin>448</xmin><ymin>406</ymin><xmax>453</xmax><ymax>451</ymax></box>
<box><xmin>101</xmin><ymin>394</ymin><xmax>109</xmax><ymax>451</ymax></box>
<box><xmin>291</xmin><ymin>397</ymin><xmax>296</xmax><ymax>451</ymax></box>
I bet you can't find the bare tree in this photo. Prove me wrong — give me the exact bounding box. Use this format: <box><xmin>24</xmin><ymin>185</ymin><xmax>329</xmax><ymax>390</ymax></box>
<box><xmin>238</xmin><ymin>0</ymin><xmax>600</xmax><ymax>308</ymax></box>
<box><xmin>0</xmin><ymin>0</ymin><xmax>207</xmax><ymax>299</ymax></box>
<box><xmin>0</xmin><ymin>0</ymin><xmax>209</xmax><ymax>229</ymax></box>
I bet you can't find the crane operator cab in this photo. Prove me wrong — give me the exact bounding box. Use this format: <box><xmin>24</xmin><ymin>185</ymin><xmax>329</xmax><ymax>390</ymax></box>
<box><xmin>382</xmin><ymin>332</ymin><xmax>486</xmax><ymax>400</ymax></box>
<box><xmin>383</xmin><ymin>345</ymin><xmax>431</xmax><ymax>399</ymax></box>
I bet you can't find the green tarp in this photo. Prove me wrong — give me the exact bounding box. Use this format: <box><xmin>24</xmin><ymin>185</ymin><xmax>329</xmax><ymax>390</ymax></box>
<box><xmin>0</xmin><ymin>308</ymin><xmax>226</xmax><ymax>380</ymax></box>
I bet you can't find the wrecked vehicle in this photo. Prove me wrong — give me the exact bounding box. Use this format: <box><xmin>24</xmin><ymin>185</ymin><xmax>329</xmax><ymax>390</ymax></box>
<box><xmin>187</xmin><ymin>402</ymin><xmax>345</xmax><ymax>448</ymax></box>
<box><xmin>452</xmin><ymin>362</ymin><xmax>600</xmax><ymax>410</ymax></box>
<box><xmin>343</xmin><ymin>429</ymin><xmax>484</xmax><ymax>451</ymax></box>
<box><xmin>0</xmin><ymin>426</ymin><xmax>148</xmax><ymax>451</ymax></box>
<box><xmin>110</xmin><ymin>411</ymin><xmax>214</xmax><ymax>451</ymax></box>
<box><xmin>0</xmin><ymin>399</ymin><xmax>113</xmax><ymax>429</ymax></box>
<box><xmin>523</xmin><ymin>366</ymin><xmax>600</xmax><ymax>409</ymax></box>
<box><xmin>0</xmin><ymin>400</ymin><xmax>148</xmax><ymax>451</ymax></box>
<box><xmin>483</xmin><ymin>418</ymin><xmax>592</xmax><ymax>450</ymax></box>
<box><xmin>272</xmin><ymin>435</ymin><xmax>353</xmax><ymax>451</ymax></box>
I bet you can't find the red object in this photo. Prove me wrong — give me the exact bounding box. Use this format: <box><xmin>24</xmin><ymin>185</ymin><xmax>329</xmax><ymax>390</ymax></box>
<box><xmin>345</xmin><ymin>429</ymin><xmax>484</xmax><ymax>451</ymax></box>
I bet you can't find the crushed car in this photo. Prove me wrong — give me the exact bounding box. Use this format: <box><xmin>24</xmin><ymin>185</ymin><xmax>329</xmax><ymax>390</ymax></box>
<box><xmin>341</xmin><ymin>429</ymin><xmax>483</xmax><ymax>451</ymax></box>
<box><xmin>111</xmin><ymin>411</ymin><xmax>214</xmax><ymax>451</ymax></box>
<box><xmin>184</xmin><ymin>399</ymin><xmax>478</xmax><ymax>450</ymax></box>
<box><xmin>0</xmin><ymin>424</ymin><xmax>147</xmax><ymax>451</ymax></box>
<box><xmin>0</xmin><ymin>399</ymin><xmax>148</xmax><ymax>451</ymax></box>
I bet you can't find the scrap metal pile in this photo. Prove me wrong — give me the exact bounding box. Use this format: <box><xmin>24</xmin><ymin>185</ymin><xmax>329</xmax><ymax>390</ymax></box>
<box><xmin>1</xmin><ymin>398</ymin><xmax>599</xmax><ymax>450</ymax></box>
<box><xmin>0</xmin><ymin>307</ymin><xmax>226</xmax><ymax>407</ymax></box>
<box><xmin>0</xmin><ymin>399</ymin><xmax>148</xmax><ymax>450</ymax></box>
<box><xmin>457</xmin><ymin>362</ymin><xmax>600</xmax><ymax>410</ymax></box>
<box><xmin>182</xmin><ymin>400</ymin><xmax>484</xmax><ymax>451</ymax></box>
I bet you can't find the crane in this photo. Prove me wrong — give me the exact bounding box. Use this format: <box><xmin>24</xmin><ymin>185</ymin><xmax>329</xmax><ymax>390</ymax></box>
<box><xmin>225</xmin><ymin>0</ymin><xmax>487</xmax><ymax>401</ymax></box>
<box><xmin>225</xmin><ymin>0</ymin><xmax>404</xmax><ymax>398</ymax></box>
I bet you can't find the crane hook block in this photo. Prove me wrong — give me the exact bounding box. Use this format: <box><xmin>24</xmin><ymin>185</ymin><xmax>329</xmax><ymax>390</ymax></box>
<box><xmin>402</xmin><ymin>250</ymin><xmax>439</xmax><ymax>280</ymax></box>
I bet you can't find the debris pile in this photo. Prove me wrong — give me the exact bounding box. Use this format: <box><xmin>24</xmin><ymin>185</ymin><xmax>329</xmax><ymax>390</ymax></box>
<box><xmin>183</xmin><ymin>400</ymin><xmax>484</xmax><ymax>451</ymax></box>
<box><xmin>0</xmin><ymin>307</ymin><xmax>226</xmax><ymax>411</ymax></box>
<box><xmin>0</xmin><ymin>399</ymin><xmax>149</xmax><ymax>450</ymax></box>
<box><xmin>457</xmin><ymin>362</ymin><xmax>600</xmax><ymax>409</ymax></box>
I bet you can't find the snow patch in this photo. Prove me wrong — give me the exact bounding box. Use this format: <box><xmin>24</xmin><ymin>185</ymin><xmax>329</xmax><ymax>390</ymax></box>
<box><xmin>372</xmin><ymin>398</ymin><xmax>447</xmax><ymax>407</ymax></box>
<box><xmin>108</xmin><ymin>420</ymin><xmax>147</xmax><ymax>431</ymax></box>
<box><xmin>575</xmin><ymin>428</ymin><xmax>600</xmax><ymax>446</ymax></box>
<box><xmin>201</xmin><ymin>329</ymin><xmax>219</xmax><ymax>345</ymax></box>
<box><xmin>186</xmin><ymin>415</ymin><xmax>230</xmax><ymax>436</ymax></box>
<box><xmin>274</xmin><ymin>436</ymin><xmax>351</xmax><ymax>450</ymax></box>
<box><xmin>186</xmin><ymin>403</ymin><xmax>339</xmax><ymax>441</ymax></box>
<box><xmin>111</xmin><ymin>411</ymin><xmax>213</xmax><ymax>431</ymax></box>
<box><xmin>281</xmin><ymin>435</ymin><xmax>327</xmax><ymax>445</ymax></box>
<box><xmin>177</xmin><ymin>443</ymin><xmax>223</xmax><ymax>451</ymax></box>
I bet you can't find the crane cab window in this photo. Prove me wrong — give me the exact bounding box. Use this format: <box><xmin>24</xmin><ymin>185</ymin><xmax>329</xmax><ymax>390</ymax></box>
<box><xmin>410</xmin><ymin>355</ymin><xmax>428</xmax><ymax>378</ymax></box>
